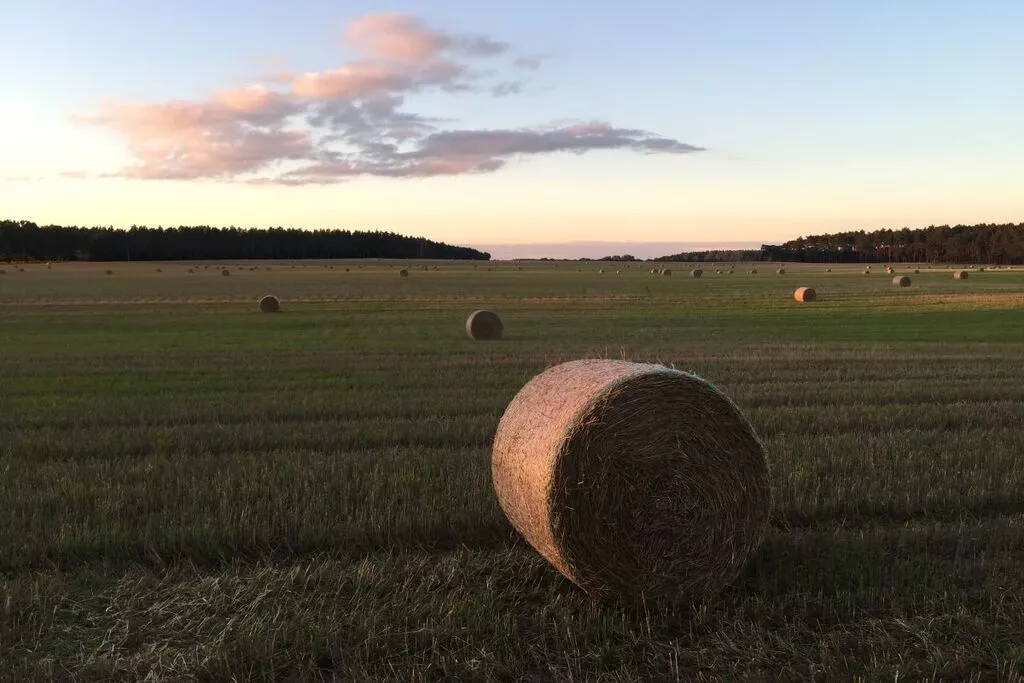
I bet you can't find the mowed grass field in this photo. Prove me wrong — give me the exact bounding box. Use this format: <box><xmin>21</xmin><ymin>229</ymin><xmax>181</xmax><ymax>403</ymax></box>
<box><xmin>2</xmin><ymin>260</ymin><xmax>1024</xmax><ymax>681</ymax></box>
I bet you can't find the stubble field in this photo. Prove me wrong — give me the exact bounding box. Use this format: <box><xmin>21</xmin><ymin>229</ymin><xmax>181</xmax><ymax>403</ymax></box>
<box><xmin>2</xmin><ymin>260</ymin><xmax>1024</xmax><ymax>681</ymax></box>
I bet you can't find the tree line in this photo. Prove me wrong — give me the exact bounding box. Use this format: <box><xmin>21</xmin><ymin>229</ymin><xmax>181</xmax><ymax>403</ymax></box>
<box><xmin>0</xmin><ymin>221</ymin><xmax>490</xmax><ymax>262</ymax></box>
<box><xmin>654</xmin><ymin>223</ymin><xmax>1024</xmax><ymax>264</ymax></box>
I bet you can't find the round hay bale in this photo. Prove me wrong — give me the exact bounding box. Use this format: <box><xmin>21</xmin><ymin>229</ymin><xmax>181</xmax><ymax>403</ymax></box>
<box><xmin>492</xmin><ymin>359</ymin><xmax>771</xmax><ymax>602</ymax></box>
<box><xmin>222</xmin><ymin>269</ymin><xmax>231</xmax><ymax>276</ymax></box>
<box><xmin>0</xmin><ymin>269</ymin><xmax>6</xmax><ymax>275</ymax></box>
<box><xmin>728</xmin><ymin>269</ymin><xmax>734</xmax><ymax>275</ymax></box>
<box><xmin>616</xmin><ymin>269</ymin><xmax>622</xmax><ymax>274</ymax></box>
<box><xmin>913</xmin><ymin>269</ymin><xmax>920</xmax><ymax>274</ymax></box>
<box><xmin>691</xmin><ymin>269</ymin><xmax>703</xmax><ymax>278</ymax></box>
<box><xmin>650</xmin><ymin>268</ymin><xmax>658</xmax><ymax>275</ymax></box>
<box><xmin>465</xmin><ymin>309</ymin><xmax>503</xmax><ymax>340</ymax></box>
<box><xmin>825</xmin><ymin>268</ymin><xmax>832</xmax><ymax>273</ymax></box>
<box><xmin>863</xmin><ymin>268</ymin><xmax>871</xmax><ymax>275</ymax></box>
<box><xmin>188</xmin><ymin>268</ymin><xmax>195</xmax><ymax>274</ymax></box>
<box><xmin>776</xmin><ymin>268</ymin><xmax>785</xmax><ymax>275</ymax></box>
<box><xmin>954</xmin><ymin>270</ymin><xmax>969</xmax><ymax>280</ymax></box>
<box><xmin>661</xmin><ymin>269</ymin><xmax>672</xmax><ymax>277</ymax></box>
<box><xmin>749</xmin><ymin>268</ymin><xmax>758</xmax><ymax>274</ymax></box>
<box><xmin>258</xmin><ymin>294</ymin><xmax>281</xmax><ymax>313</ymax></box>
<box><xmin>892</xmin><ymin>275</ymin><xmax>911</xmax><ymax>287</ymax></box>
<box><xmin>156</xmin><ymin>268</ymin><xmax>163</xmax><ymax>273</ymax></box>
<box><xmin>794</xmin><ymin>286</ymin><xmax>817</xmax><ymax>302</ymax></box>
<box><xmin>399</xmin><ymin>269</ymin><xmax>409</xmax><ymax>277</ymax></box>
<box><xmin>105</xmin><ymin>269</ymin><xmax>114</xmax><ymax>275</ymax></box>
<box><xmin>978</xmin><ymin>267</ymin><xmax>986</xmax><ymax>272</ymax></box>
<box><xmin>715</xmin><ymin>269</ymin><xmax>722</xmax><ymax>275</ymax></box>
<box><xmin>598</xmin><ymin>269</ymin><xmax>604</xmax><ymax>274</ymax></box>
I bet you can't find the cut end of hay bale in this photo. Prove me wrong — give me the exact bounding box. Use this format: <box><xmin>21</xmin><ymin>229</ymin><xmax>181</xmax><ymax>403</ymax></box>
<box><xmin>492</xmin><ymin>359</ymin><xmax>771</xmax><ymax>603</ymax></box>
<box><xmin>465</xmin><ymin>309</ymin><xmax>503</xmax><ymax>340</ymax></box>
<box><xmin>258</xmin><ymin>294</ymin><xmax>281</xmax><ymax>313</ymax></box>
<box><xmin>794</xmin><ymin>286</ymin><xmax>817</xmax><ymax>302</ymax></box>
<box><xmin>892</xmin><ymin>276</ymin><xmax>911</xmax><ymax>287</ymax></box>
<box><xmin>954</xmin><ymin>270</ymin><xmax>969</xmax><ymax>280</ymax></box>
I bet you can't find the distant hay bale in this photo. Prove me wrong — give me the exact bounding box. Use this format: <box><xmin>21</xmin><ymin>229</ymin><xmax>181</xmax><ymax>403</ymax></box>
<box><xmin>913</xmin><ymin>269</ymin><xmax>920</xmax><ymax>274</ymax></box>
<box><xmin>794</xmin><ymin>286</ymin><xmax>817</xmax><ymax>302</ymax></box>
<box><xmin>0</xmin><ymin>269</ymin><xmax>6</xmax><ymax>275</ymax></box>
<box><xmin>465</xmin><ymin>309</ymin><xmax>503</xmax><ymax>340</ymax></box>
<box><xmin>825</xmin><ymin>268</ymin><xmax>832</xmax><ymax>272</ymax></box>
<box><xmin>886</xmin><ymin>267</ymin><xmax>894</xmax><ymax>275</ymax></box>
<box><xmin>892</xmin><ymin>275</ymin><xmax>911</xmax><ymax>287</ymax></box>
<box><xmin>616</xmin><ymin>269</ymin><xmax>622</xmax><ymax>274</ymax></box>
<box><xmin>661</xmin><ymin>269</ymin><xmax>672</xmax><ymax>277</ymax></box>
<box><xmin>749</xmin><ymin>268</ymin><xmax>758</xmax><ymax>274</ymax></box>
<box><xmin>776</xmin><ymin>268</ymin><xmax>785</xmax><ymax>275</ymax></box>
<box><xmin>399</xmin><ymin>269</ymin><xmax>409</xmax><ymax>277</ymax></box>
<box><xmin>863</xmin><ymin>268</ymin><xmax>871</xmax><ymax>275</ymax></box>
<box><xmin>492</xmin><ymin>359</ymin><xmax>771</xmax><ymax>602</ymax></box>
<box><xmin>156</xmin><ymin>268</ymin><xmax>163</xmax><ymax>273</ymax></box>
<box><xmin>188</xmin><ymin>268</ymin><xmax>195</xmax><ymax>274</ymax></box>
<box><xmin>691</xmin><ymin>269</ymin><xmax>703</xmax><ymax>278</ymax></box>
<box><xmin>222</xmin><ymin>269</ymin><xmax>231</xmax><ymax>276</ymax></box>
<box><xmin>650</xmin><ymin>268</ymin><xmax>658</xmax><ymax>274</ymax></box>
<box><xmin>105</xmin><ymin>269</ymin><xmax>114</xmax><ymax>275</ymax></box>
<box><xmin>728</xmin><ymin>269</ymin><xmax>734</xmax><ymax>275</ymax></box>
<box><xmin>978</xmin><ymin>267</ymin><xmax>986</xmax><ymax>272</ymax></box>
<box><xmin>258</xmin><ymin>294</ymin><xmax>281</xmax><ymax>313</ymax></box>
<box><xmin>598</xmin><ymin>269</ymin><xmax>605</xmax><ymax>274</ymax></box>
<box><xmin>954</xmin><ymin>270</ymin><xmax>969</xmax><ymax>280</ymax></box>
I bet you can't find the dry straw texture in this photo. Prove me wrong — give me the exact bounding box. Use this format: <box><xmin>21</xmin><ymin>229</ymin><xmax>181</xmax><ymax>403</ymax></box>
<box><xmin>258</xmin><ymin>295</ymin><xmax>281</xmax><ymax>313</ymax></box>
<box><xmin>465</xmin><ymin>310</ymin><xmax>503</xmax><ymax>340</ymax></box>
<box><xmin>691</xmin><ymin>269</ymin><xmax>703</xmax><ymax>278</ymax></box>
<box><xmin>794</xmin><ymin>287</ymin><xmax>817</xmax><ymax>302</ymax></box>
<box><xmin>491</xmin><ymin>359</ymin><xmax>771</xmax><ymax>602</ymax></box>
<box><xmin>954</xmin><ymin>270</ymin><xmax>969</xmax><ymax>280</ymax></box>
<box><xmin>892</xmin><ymin>276</ymin><xmax>911</xmax><ymax>287</ymax></box>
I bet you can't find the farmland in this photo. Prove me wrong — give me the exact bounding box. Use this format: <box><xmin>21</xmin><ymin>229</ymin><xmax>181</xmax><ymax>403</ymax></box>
<box><xmin>2</xmin><ymin>260</ymin><xmax>1024</xmax><ymax>680</ymax></box>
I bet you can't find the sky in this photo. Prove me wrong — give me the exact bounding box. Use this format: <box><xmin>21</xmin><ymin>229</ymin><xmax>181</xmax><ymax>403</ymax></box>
<box><xmin>2</xmin><ymin>1</ymin><xmax>1023</xmax><ymax>256</ymax></box>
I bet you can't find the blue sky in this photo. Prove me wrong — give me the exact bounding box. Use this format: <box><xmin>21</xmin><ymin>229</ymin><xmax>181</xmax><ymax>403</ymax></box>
<box><xmin>2</xmin><ymin>1</ymin><xmax>1022</xmax><ymax>253</ymax></box>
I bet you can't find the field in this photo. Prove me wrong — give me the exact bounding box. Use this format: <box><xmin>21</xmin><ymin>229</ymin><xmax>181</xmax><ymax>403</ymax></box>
<box><xmin>2</xmin><ymin>260</ymin><xmax>1024</xmax><ymax>681</ymax></box>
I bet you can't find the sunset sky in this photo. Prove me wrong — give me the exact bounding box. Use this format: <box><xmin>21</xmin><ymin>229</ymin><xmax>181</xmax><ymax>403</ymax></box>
<box><xmin>2</xmin><ymin>1</ymin><xmax>1023</xmax><ymax>255</ymax></box>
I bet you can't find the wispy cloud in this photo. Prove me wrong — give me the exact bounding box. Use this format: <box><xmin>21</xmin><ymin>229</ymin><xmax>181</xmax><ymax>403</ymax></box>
<box><xmin>72</xmin><ymin>13</ymin><xmax>704</xmax><ymax>184</ymax></box>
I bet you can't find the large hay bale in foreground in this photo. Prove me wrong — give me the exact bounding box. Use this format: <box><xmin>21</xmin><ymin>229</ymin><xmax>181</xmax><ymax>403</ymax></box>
<box><xmin>492</xmin><ymin>359</ymin><xmax>771</xmax><ymax>602</ymax></box>
<box><xmin>691</xmin><ymin>269</ymin><xmax>703</xmax><ymax>278</ymax></box>
<box><xmin>892</xmin><ymin>275</ymin><xmax>911</xmax><ymax>287</ymax></box>
<box><xmin>954</xmin><ymin>270</ymin><xmax>969</xmax><ymax>280</ymax></box>
<box><xmin>466</xmin><ymin>309</ymin><xmax>503</xmax><ymax>340</ymax></box>
<box><xmin>258</xmin><ymin>294</ymin><xmax>281</xmax><ymax>313</ymax></box>
<box><xmin>794</xmin><ymin>287</ymin><xmax>817</xmax><ymax>302</ymax></box>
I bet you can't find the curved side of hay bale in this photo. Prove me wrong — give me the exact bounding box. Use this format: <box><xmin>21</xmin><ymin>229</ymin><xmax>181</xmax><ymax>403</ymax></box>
<box><xmin>954</xmin><ymin>270</ymin><xmax>969</xmax><ymax>280</ymax></box>
<box><xmin>399</xmin><ymin>269</ymin><xmax>409</xmax><ymax>277</ymax></box>
<box><xmin>690</xmin><ymin>269</ymin><xmax>703</xmax><ymax>278</ymax></box>
<box><xmin>794</xmin><ymin>286</ymin><xmax>817</xmax><ymax>302</ymax></box>
<box><xmin>258</xmin><ymin>294</ymin><xmax>281</xmax><ymax>313</ymax></box>
<box><xmin>465</xmin><ymin>309</ymin><xmax>503</xmax><ymax>340</ymax></box>
<box><xmin>892</xmin><ymin>276</ymin><xmax>911</xmax><ymax>287</ymax></box>
<box><xmin>491</xmin><ymin>359</ymin><xmax>771</xmax><ymax>602</ymax></box>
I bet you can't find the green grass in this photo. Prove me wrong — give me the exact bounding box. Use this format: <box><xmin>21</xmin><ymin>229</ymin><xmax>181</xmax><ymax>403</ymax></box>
<box><xmin>2</xmin><ymin>260</ymin><xmax>1024</xmax><ymax>680</ymax></box>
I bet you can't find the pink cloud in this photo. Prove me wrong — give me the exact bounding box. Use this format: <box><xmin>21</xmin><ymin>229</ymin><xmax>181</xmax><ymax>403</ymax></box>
<box><xmin>69</xmin><ymin>13</ymin><xmax>704</xmax><ymax>184</ymax></box>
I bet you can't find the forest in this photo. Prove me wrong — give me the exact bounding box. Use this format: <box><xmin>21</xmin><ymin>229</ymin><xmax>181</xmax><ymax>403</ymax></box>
<box><xmin>655</xmin><ymin>223</ymin><xmax>1024</xmax><ymax>264</ymax></box>
<box><xmin>0</xmin><ymin>221</ymin><xmax>490</xmax><ymax>262</ymax></box>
